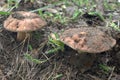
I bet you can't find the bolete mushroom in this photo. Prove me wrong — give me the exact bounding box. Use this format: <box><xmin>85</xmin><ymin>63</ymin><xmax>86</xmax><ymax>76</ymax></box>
<box><xmin>4</xmin><ymin>11</ymin><xmax>46</xmax><ymax>41</ymax></box>
<box><xmin>60</xmin><ymin>27</ymin><xmax>116</xmax><ymax>53</ymax></box>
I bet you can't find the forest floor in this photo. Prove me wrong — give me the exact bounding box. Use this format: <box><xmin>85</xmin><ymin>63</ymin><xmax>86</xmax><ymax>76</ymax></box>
<box><xmin>0</xmin><ymin>0</ymin><xmax>120</xmax><ymax>80</ymax></box>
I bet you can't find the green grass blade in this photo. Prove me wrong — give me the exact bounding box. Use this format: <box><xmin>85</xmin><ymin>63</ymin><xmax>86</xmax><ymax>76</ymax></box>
<box><xmin>0</xmin><ymin>11</ymin><xmax>11</xmax><ymax>15</ymax></box>
<box><xmin>24</xmin><ymin>53</ymin><xmax>47</xmax><ymax>64</ymax></box>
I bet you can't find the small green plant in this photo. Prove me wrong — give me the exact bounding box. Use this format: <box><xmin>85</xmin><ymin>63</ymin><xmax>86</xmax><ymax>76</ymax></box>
<box><xmin>88</xmin><ymin>11</ymin><xmax>105</xmax><ymax>21</ymax></box>
<box><xmin>46</xmin><ymin>33</ymin><xmax>64</xmax><ymax>54</ymax></box>
<box><xmin>110</xmin><ymin>22</ymin><xmax>120</xmax><ymax>32</ymax></box>
<box><xmin>72</xmin><ymin>0</ymin><xmax>94</xmax><ymax>10</ymax></box>
<box><xmin>24</xmin><ymin>44</ymin><xmax>47</xmax><ymax>64</ymax></box>
<box><xmin>72</xmin><ymin>0</ymin><xmax>89</xmax><ymax>7</ymax></box>
<box><xmin>103</xmin><ymin>0</ymin><xmax>117</xmax><ymax>11</ymax></box>
<box><xmin>99</xmin><ymin>64</ymin><xmax>112</xmax><ymax>73</ymax></box>
<box><xmin>7</xmin><ymin>0</ymin><xmax>20</xmax><ymax>8</ymax></box>
<box><xmin>38</xmin><ymin>10</ymin><xmax>68</xmax><ymax>24</ymax></box>
<box><xmin>0</xmin><ymin>11</ymin><xmax>11</xmax><ymax>15</ymax></box>
<box><xmin>6</xmin><ymin>0</ymin><xmax>21</xmax><ymax>11</ymax></box>
<box><xmin>39</xmin><ymin>11</ymin><xmax>54</xmax><ymax>19</ymax></box>
<box><xmin>24</xmin><ymin>53</ymin><xmax>47</xmax><ymax>64</ymax></box>
<box><xmin>71</xmin><ymin>9</ymin><xmax>82</xmax><ymax>20</ymax></box>
<box><xmin>53</xmin><ymin>13</ymin><xmax>68</xmax><ymax>24</ymax></box>
<box><xmin>28</xmin><ymin>44</ymin><xmax>33</xmax><ymax>51</ymax></box>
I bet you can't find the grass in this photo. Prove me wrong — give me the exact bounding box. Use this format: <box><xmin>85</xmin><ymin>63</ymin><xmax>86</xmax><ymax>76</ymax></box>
<box><xmin>71</xmin><ymin>9</ymin><xmax>82</xmax><ymax>20</ymax></box>
<box><xmin>72</xmin><ymin>0</ymin><xmax>89</xmax><ymax>7</ymax></box>
<box><xmin>99</xmin><ymin>64</ymin><xmax>111</xmax><ymax>72</ymax></box>
<box><xmin>88</xmin><ymin>11</ymin><xmax>105</xmax><ymax>21</ymax></box>
<box><xmin>24</xmin><ymin>0</ymin><xmax>35</xmax><ymax>3</ymax></box>
<box><xmin>38</xmin><ymin>8</ymin><xmax>69</xmax><ymax>24</ymax></box>
<box><xmin>51</xmin><ymin>74</ymin><xmax>63</xmax><ymax>80</ymax></box>
<box><xmin>110</xmin><ymin>21</ymin><xmax>120</xmax><ymax>32</ymax></box>
<box><xmin>24</xmin><ymin>44</ymin><xmax>47</xmax><ymax>64</ymax></box>
<box><xmin>24</xmin><ymin>53</ymin><xmax>47</xmax><ymax>64</ymax></box>
<box><xmin>53</xmin><ymin>13</ymin><xmax>69</xmax><ymax>24</ymax></box>
<box><xmin>0</xmin><ymin>11</ymin><xmax>11</xmax><ymax>15</ymax></box>
<box><xmin>2</xmin><ymin>0</ymin><xmax>119</xmax><ymax>25</ymax></box>
<box><xmin>6</xmin><ymin>0</ymin><xmax>21</xmax><ymax>11</ymax></box>
<box><xmin>104</xmin><ymin>0</ymin><xmax>119</xmax><ymax>11</ymax></box>
<box><xmin>46</xmin><ymin>33</ymin><xmax>64</xmax><ymax>54</ymax></box>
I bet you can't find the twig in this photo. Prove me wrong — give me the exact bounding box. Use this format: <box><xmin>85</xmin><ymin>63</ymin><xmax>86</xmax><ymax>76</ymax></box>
<box><xmin>108</xmin><ymin>66</ymin><xmax>115</xmax><ymax>80</ymax></box>
<box><xmin>87</xmin><ymin>74</ymin><xmax>102</xmax><ymax>80</ymax></box>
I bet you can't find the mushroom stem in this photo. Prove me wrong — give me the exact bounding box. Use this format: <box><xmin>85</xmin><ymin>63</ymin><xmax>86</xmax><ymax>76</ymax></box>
<box><xmin>17</xmin><ymin>32</ymin><xmax>26</xmax><ymax>41</ymax></box>
<box><xmin>17</xmin><ymin>32</ymin><xmax>31</xmax><ymax>41</ymax></box>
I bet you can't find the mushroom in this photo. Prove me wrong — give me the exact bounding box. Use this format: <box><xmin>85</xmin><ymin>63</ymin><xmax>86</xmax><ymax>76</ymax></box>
<box><xmin>3</xmin><ymin>11</ymin><xmax>46</xmax><ymax>41</ymax></box>
<box><xmin>59</xmin><ymin>27</ymin><xmax>116</xmax><ymax>72</ymax></box>
<box><xmin>60</xmin><ymin>27</ymin><xmax>116</xmax><ymax>53</ymax></box>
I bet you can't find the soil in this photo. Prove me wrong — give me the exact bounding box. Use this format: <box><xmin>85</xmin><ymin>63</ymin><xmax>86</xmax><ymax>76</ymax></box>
<box><xmin>0</xmin><ymin>0</ymin><xmax>120</xmax><ymax>80</ymax></box>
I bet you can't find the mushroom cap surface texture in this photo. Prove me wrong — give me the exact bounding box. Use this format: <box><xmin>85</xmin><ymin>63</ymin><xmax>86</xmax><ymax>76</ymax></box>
<box><xmin>4</xmin><ymin>11</ymin><xmax>46</xmax><ymax>32</ymax></box>
<box><xmin>60</xmin><ymin>27</ymin><xmax>116</xmax><ymax>53</ymax></box>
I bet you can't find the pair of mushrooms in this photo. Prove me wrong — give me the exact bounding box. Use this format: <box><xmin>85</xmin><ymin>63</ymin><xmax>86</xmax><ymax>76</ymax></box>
<box><xmin>4</xmin><ymin>11</ymin><xmax>46</xmax><ymax>41</ymax></box>
<box><xmin>4</xmin><ymin>11</ymin><xmax>116</xmax><ymax>71</ymax></box>
<box><xmin>4</xmin><ymin>11</ymin><xmax>116</xmax><ymax>53</ymax></box>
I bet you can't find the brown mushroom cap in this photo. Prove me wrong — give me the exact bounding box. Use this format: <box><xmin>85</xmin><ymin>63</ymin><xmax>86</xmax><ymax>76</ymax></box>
<box><xmin>4</xmin><ymin>11</ymin><xmax>46</xmax><ymax>32</ymax></box>
<box><xmin>60</xmin><ymin>27</ymin><xmax>116</xmax><ymax>53</ymax></box>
